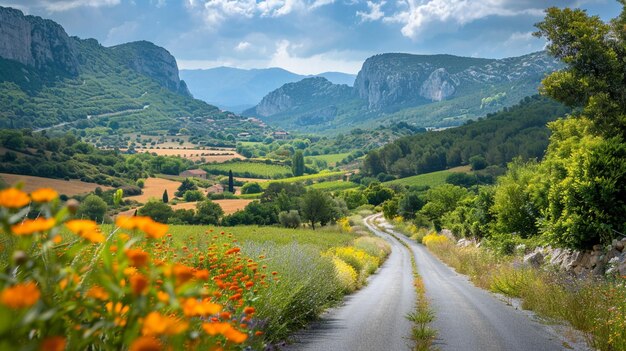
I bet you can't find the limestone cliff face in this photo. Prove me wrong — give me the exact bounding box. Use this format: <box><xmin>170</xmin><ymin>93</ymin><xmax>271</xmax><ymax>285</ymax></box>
<box><xmin>0</xmin><ymin>6</ymin><xmax>78</xmax><ymax>75</ymax></box>
<box><xmin>111</xmin><ymin>41</ymin><xmax>191</xmax><ymax>97</ymax></box>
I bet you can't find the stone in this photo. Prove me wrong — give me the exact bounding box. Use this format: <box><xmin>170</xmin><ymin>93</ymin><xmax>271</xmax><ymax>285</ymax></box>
<box><xmin>592</xmin><ymin>244</ymin><xmax>603</xmax><ymax>251</ymax></box>
<box><xmin>523</xmin><ymin>251</ymin><xmax>544</xmax><ymax>268</ymax></box>
<box><xmin>616</xmin><ymin>241</ymin><xmax>624</xmax><ymax>252</ymax></box>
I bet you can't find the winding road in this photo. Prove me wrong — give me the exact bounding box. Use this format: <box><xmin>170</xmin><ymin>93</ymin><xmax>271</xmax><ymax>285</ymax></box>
<box><xmin>286</xmin><ymin>214</ymin><xmax>577</xmax><ymax>351</ymax></box>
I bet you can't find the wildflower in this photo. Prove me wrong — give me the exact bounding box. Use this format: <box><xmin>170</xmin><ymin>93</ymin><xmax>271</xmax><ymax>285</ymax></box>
<box><xmin>40</xmin><ymin>336</ymin><xmax>66</xmax><ymax>351</ymax></box>
<box><xmin>86</xmin><ymin>286</ymin><xmax>109</xmax><ymax>300</ymax></box>
<box><xmin>1</xmin><ymin>282</ymin><xmax>40</xmax><ymax>309</ymax></box>
<box><xmin>182</xmin><ymin>298</ymin><xmax>222</xmax><ymax>317</ymax></box>
<box><xmin>129</xmin><ymin>336</ymin><xmax>162</xmax><ymax>351</ymax></box>
<box><xmin>116</xmin><ymin>216</ymin><xmax>168</xmax><ymax>239</ymax></box>
<box><xmin>202</xmin><ymin>322</ymin><xmax>248</xmax><ymax>343</ymax></box>
<box><xmin>172</xmin><ymin>264</ymin><xmax>194</xmax><ymax>285</ymax></box>
<box><xmin>11</xmin><ymin>218</ymin><xmax>56</xmax><ymax>236</ymax></box>
<box><xmin>65</xmin><ymin>220</ymin><xmax>104</xmax><ymax>243</ymax></box>
<box><xmin>142</xmin><ymin>312</ymin><xmax>188</xmax><ymax>336</ymax></box>
<box><xmin>31</xmin><ymin>188</ymin><xmax>58</xmax><ymax>203</ymax></box>
<box><xmin>0</xmin><ymin>188</ymin><xmax>30</xmax><ymax>208</ymax></box>
<box><xmin>130</xmin><ymin>274</ymin><xmax>149</xmax><ymax>295</ymax></box>
<box><xmin>125</xmin><ymin>248</ymin><xmax>150</xmax><ymax>267</ymax></box>
<box><xmin>156</xmin><ymin>291</ymin><xmax>170</xmax><ymax>303</ymax></box>
<box><xmin>243</xmin><ymin>306</ymin><xmax>255</xmax><ymax>315</ymax></box>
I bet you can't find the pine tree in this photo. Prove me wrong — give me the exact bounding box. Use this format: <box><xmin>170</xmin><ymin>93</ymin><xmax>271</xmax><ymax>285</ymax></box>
<box><xmin>228</xmin><ymin>170</ymin><xmax>234</xmax><ymax>193</ymax></box>
<box><xmin>162</xmin><ymin>189</ymin><xmax>169</xmax><ymax>203</ymax></box>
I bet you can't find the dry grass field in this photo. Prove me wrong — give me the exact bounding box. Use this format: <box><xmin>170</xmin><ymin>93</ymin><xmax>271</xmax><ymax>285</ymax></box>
<box><xmin>126</xmin><ymin>177</ymin><xmax>181</xmax><ymax>203</ymax></box>
<box><xmin>0</xmin><ymin>173</ymin><xmax>110</xmax><ymax>195</ymax></box>
<box><xmin>130</xmin><ymin>148</ymin><xmax>244</xmax><ymax>162</ymax></box>
<box><xmin>117</xmin><ymin>199</ymin><xmax>252</xmax><ymax>218</ymax></box>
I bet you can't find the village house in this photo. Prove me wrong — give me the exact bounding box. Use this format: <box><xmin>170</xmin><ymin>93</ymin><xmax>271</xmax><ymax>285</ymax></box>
<box><xmin>179</xmin><ymin>169</ymin><xmax>207</xmax><ymax>180</ymax></box>
<box><xmin>206</xmin><ymin>183</ymin><xmax>224</xmax><ymax>194</ymax></box>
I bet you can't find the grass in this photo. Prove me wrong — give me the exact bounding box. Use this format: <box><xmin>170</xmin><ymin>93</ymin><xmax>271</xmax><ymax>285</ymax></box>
<box><xmin>309</xmin><ymin>180</ymin><xmax>358</xmax><ymax>192</ymax></box>
<box><xmin>422</xmin><ymin>237</ymin><xmax>626</xmax><ymax>351</ymax></box>
<box><xmin>0</xmin><ymin>173</ymin><xmax>111</xmax><ymax>196</ymax></box>
<box><xmin>384</xmin><ymin>166</ymin><xmax>471</xmax><ymax>188</ymax></box>
<box><xmin>307</xmin><ymin>153</ymin><xmax>351</xmax><ymax>165</ymax></box>
<box><xmin>261</xmin><ymin>171</ymin><xmax>345</xmax><ymax>188</ymax></box>
<box><xmin>202</xmin><ymin>161</ymin><xmax>292</xmax><ymax>179</ymax></box>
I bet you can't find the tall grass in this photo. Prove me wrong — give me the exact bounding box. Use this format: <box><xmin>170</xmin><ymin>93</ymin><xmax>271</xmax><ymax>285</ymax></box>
<box><xmin>423</xmin><ymin>238</ymin><xmax>626</xmax><ymax>351</ymax></box>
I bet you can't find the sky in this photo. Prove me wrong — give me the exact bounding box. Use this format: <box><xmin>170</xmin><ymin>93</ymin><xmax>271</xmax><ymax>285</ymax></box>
<box><xmin>1</xmin><ymin>0</ymin><xmax>622</xmax><ymax>75</ymax></box>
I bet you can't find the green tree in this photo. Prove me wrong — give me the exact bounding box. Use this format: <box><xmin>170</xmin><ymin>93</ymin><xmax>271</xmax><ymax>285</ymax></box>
<box><xmin>228</xmin><ymin>170</ymin><xmax>234</xmax><ymax>193</ymax></box>
<box><xmin>138</xmin><ymin>201</ymin><xmax>174</xmax><ymax>224</ymax></box>
<box><xmin>469</xmin><ymin>155</ymin><xmax>487</xmax><ymax>171</ymax></box>
<box><xmin>241</xmin><ymin>182</ymin><xmax>262</xmax><ymax>194</ymax></box>
<box><xmin>299</xmin><ymin>189</ymin><xmax>333</xmax><ymax>230</ymax></box>
<box><xmin>176</xmin><ymin>178</ymin><xmax>197</xmax><ymax>197</ymax></box>
<box><xmin>364</xmin><ymin>183</ymin><xmax>395</xmax><ymax>206</ymax></box>
<box><xmin>292</xmin><ymin>151</ymin><xmax>305</xmax><ymax>176</ymax></box>
<box><xmin>398</xmin><ymin>192</ymin><xmax>425</xmax><ymax>219</ymax></box>
<box><xmin>162</xmin><ymin>189</ymin><xmax>169</xmax><ymax>203</ymax></box>
<box><xmin>183</xmin><ymin>190</ymin><xmax>205</xmax><ymax>202</ymax></box>
<box><xmin>113</xmin><ymin>189</ymin><xmax>124</xmax><ymax>206</ymax></box>
<box><xmin>382</xmin><ymin>199</ymin><xmax>399</xmax><ymax>219</ymax></box>
<box><xmin>195</xmin><ymin>200</ymin><xmax>224</xmax><ymax>225</ymax></box>
<box><xmin>420</xmin><ymin>184</ymin><xmax>468</xmax><ymax>230</ymax></box>
<box><xmin>77</xmin><ymin>194</ymin><xmax>108</xmax><ymax>222</ymax></box>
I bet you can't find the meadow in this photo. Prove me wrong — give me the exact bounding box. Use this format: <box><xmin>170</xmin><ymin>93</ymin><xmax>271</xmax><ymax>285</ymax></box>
<box><xmin>384</xmin><ymin>166</ymin><xmax>470</xmax><ymax>188</ymax></box>
<box><xmin>0</xmin><ymin>186</ymin><xmax>390</xmax><ymax>350</ymax></box>
<box><xmin>202</xmin><ymin>162</ymin><xmax>293</xmax><ymax>179</ymax></box>
<box><xmin>131</xmin><ymin>148</ymin><xmax>243</xmax><ymax>163</ymax></box>
<box><xmin>309</xmin><ymin>180</ymin><xmax>359</xmax><ymax>192</ymax></box>
<box><xmin>261</xmin><ymin>171</ymin><xmax>346</xmax><ymax>189</ymax></box>
<box><xmin>306</xmin><ymin>153</ymin><xmax>351</xmax><ymax>166</ymax></box>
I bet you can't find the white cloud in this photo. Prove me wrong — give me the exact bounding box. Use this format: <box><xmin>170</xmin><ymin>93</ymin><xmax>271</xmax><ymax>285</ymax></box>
<box><xmin>310</xmin><ymin>0</ymin><xmax>334</xmax><ymax>9</ymax></box>
<box><xmin>380</xmin><ymin>0</ymin><xmax>547</xmax><ymax>39</ymax></box>
<box><xmin>357</xmin><ymin>1</ymin><xmax>385</xmax><ymax>22</ymax></box>
<box><xmin>268</xmin><ymin>39</ymin><xmax>362</xmax><ymax>74</ymax></box>
<box><xmin>37</xmin><ymin>0</ymin><xmax>121</xmax><ymax>12</ymax></box>
<box><xmin>104</xmin><ymin>20</ymin><xmax>139</xmax><ymax>46</ymax></box>
<box><xmin>235</xmin><ymin>41</ymin><xmax>252</xmax><ymax>51</ymax></box>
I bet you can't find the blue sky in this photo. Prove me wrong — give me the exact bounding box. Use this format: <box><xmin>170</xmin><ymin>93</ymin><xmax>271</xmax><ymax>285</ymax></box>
<box><xmin>1</xmin><ymin>0</ymin><xmax>621</xmax><ymax>74</ymax></box>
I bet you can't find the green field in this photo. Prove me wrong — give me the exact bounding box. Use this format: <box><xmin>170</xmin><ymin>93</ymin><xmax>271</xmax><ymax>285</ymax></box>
<box><xmin>384</xmin><ymin>166</ymin><xmax>471</xmax><ymax>188</ymax></box>
<box><xmin>307</xmin><ymin>153</ymin><xmax>351</xmax><ymax>165</ymax></box>
<box><xmin>261</xmin><ymin>171</ymin><xmax>345</xmax><ymax>188</ymax></box>
<box><xmin>309</xmin><ymin>180</ymin><xmax>359</xmax><ymax>192</ymax></box>
<box><xmin>202</xmin><ymin>161</ymin><xmax>292</xmax><ymax>179</ymax></box>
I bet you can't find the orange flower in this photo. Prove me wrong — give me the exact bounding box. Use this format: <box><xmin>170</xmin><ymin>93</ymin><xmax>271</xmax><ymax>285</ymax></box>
<box><xmin>224</xmin><ymin>327</ymin><xmax>248</xmax><ymax>343</ymax></box>
<box><xmin>125</xmin><ymin>248</ymin><xmax>150</xmax><ymax>267</ymax></box>
<box><xmin>31</xmin><ymin>188</ymin><xmax>58</xmax><ymax>203</ymax></box>
<box><xmin>142</xmin><ymin>312</ymin><xmax>188</xmax><ymax>336</ymax></box>
<box><xmin>65</xmin><ymin>219</ymin><xmax>104</xmax><ymax>243</ymax></box>
<box><xmin>172</xmin><ymin>264</ymin><xmax>194</xmax><ymax>285</ymax></box>
<box><xmin>0</xmin><ymin>188</ymin><xmax>30</xmax><ymax>208</ymax></box>
<box><xmin>202</xmin><ymin>322</ymin><xmax>248</xmax><ymax>344</ymax></box>
<box><xmin>243</xmin><ymin>306</ymin><xmax>255</xmax><ymax>315</ymax></box>
<box><xmin>195</xmin><ymin>269</ymin><xmax>210</xmax><ymax>280</ymax></box>
<box><xmin>40</xmin><ymin>336</ymin><xmax>66</xmax><ymax>351</ymax></box>
<box><xmin>129</xmin><ymin>336</ymin><xmax>162</xmax><ymax>351</ymax></box>
<box><xmin>182</xmin><ymin>298</ymin><xmax>222</xmax><ymax>317</ymax></box>
<box><xmin>130</xmin><ymin>274</ymin><xmax>149</xmax><ymax>295</ymax></box>
<box><xmin>156</xmin><ymin>291</ymin><xmax>170</xmax><ymax>303</ymax></box>
<box><xmin>1</xmin><ymin>282</ymin><xmax>40</xmax><ymax>309</ymax></box>
<box><xmin>86</xmin><ymin>286</ymin><xmax>109</xmax><ymax>300</ymax></box>
<box><xmin>116</xmin><ymin>216</ymin><xmax>168</xmax><ymax>239</ymax></box>
<box><xmin>11</xmin><ymin>217</ymin><xmax>56</xmax><ymax>236</ymax></box>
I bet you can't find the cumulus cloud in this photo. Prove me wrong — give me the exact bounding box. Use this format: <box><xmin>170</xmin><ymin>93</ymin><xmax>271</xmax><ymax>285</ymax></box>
<box><xmin>268</xmin><ymin>39</ymin><xmax>362</xmax><ymax>74</ymax></box>
<box><xmin>235</xmin><ymin>41</ymin><xmax>252</xmax><ymax>51</ymax></box>
<box><xmin>357</xmin><ymin>1</ymin><xmax>385</xmax><ymax>22</ymax></box>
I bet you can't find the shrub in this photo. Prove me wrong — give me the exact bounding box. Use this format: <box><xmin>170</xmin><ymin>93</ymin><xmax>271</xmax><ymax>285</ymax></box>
<box><xmin>332</xmin><ymin>257</ymin><xmax>357</xmax><ymax>293</ymax></box>
<box><xmin>241</xmin><ymin>182</ymin><xmax>262</xmax><ymax>194</ymax></box>
<box><xmin>138</xmin><ymin>200</ymin><xmax>174</xmax><ymax>223</ymax></box>
<box><xmin>278</xmin><ymin>210</ymin><xmax>301</xmax><ymax>229</ymax></box>
<box><xmin>183</xmin><ymin>190</ymin><xmax>205</xmax><ymax>202</ymax></box>
<box><xmin>76</xmin><ymin>194</ymin><xmax>108</xmax><ymax>222</ymax></box>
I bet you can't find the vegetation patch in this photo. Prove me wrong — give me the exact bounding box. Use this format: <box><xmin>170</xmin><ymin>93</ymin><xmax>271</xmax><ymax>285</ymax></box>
<box><xmin>202</xmin><ymin>161</ymin><xmax>292</xmax><ymax>179</ymax></box>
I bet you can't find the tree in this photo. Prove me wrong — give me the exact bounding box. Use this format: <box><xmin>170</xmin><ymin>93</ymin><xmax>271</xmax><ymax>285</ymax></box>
<box><xmin>162</xmin><ymin>189</ymin><xmax>169</xmax><ymax>203</ymax></box>
<box><xmin>183</xmin><ymin>190</ymin><xmax>205</xmax><ymax>202</ymax></box>
<box><xmin>138</xmin><ymin>201</ymin><xmax>174</xmax><ymax>224</ymax></box>
<box><xmin>420</xmin><ymin>184</ymin><xmax>468</xmax><ymax>230</ymax></box>
<box><xmin>176</xmin><ymin>178</ymin><xmax>197</xmax><ymax>197</ymax></box>
<box><xmin>195</xmin><ymin>200</ymin><xmax>224</xmax><ymax>225</ymax></box>
<box><xmin>364</xmin><ymin>183</ymin><xmax>395</xmax><ymax>206</ymax></box>
<box><xmin>228</xmin><ymin>170</ymin><xmax>234</xmax><ymax>193</ymax></box>
<box><xmin>113</xmin><ymin>189</ymin><xmax>124</xmax><ymax>206</ymax></box>
<box><xmin>292</xmin><ymin>151</ymin><xmax>305</xmax><ymax>176</ymax></box>
<box><xmin>398</xmin><ymin>192</ymin><xmax>425</xmax><ymax>219</ymax></box>
<box><xmin>299</xmin><ymin>189</ymin><xmax>333</xmax><ymax>230</ymax></box>
<box><xmin>469</xmin><ymin>155</ymin><xmax>487</xmax><ymax>171</ymax></box>
<box><xmin>77</xmin><ymin>194</ymin><xmax>108</xmax><ymax>222</ymax></box>
<box><xmin>241</xmin><ymin>182</ymin><xmax>262</xmax><ymax>194</ymax></box>
<box><xmin>279</xmin><ymin>210</ymin><xmax>301</xmax><ymax>228</ymax></box>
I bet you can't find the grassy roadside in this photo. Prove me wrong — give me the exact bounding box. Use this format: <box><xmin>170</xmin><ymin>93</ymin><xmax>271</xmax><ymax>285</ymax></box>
<box><xmin>372</xmin><ymin>218</ymin><xmax>436</xmax><ymax>350</ymax></box>
<box><xmin>418</xmin><ymin>232</ymin><xmax>626</xmax><ymax>351</ymax></box>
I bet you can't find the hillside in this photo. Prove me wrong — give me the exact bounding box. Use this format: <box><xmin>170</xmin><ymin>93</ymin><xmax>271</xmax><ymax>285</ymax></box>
<box><xmin>245</xmin><ymin>52</ymin><xmax>563</xmax><ymax>133</ymax></box>
<box><xmin>0</xmin><ymin>6</ymin><xmax>264</xmax><ymax>145</ymax></box>
<box><xmin>180</xmin><ymin>66</ymin><xmax>356</xmax><ymax>113</ymax></box>
<box><xmin>362</xmin><ymin>96</ymin><xmax>571</xmax><ymax>178</ymax></box>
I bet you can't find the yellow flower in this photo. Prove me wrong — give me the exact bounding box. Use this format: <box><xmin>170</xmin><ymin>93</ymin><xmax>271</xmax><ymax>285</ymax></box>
<box><xmin>31</xmin><ymin>188</ymin><xmax>58</xmax><ymax>203</ymax></box>
<box><xmin>40</xmin><ymin>336</ymin><xmax>66</xmax><ymax>351</ymax></box>
<box><xmin>0</xmin><ymin>188</ymin><xmax>30</xmax><ymax>208</ymax></box>
<box><xmin>11</xmin><ymin>218</ymin><xmax>56</xmax><ymax>236</ymax></box>
<box><xmin>1</xmin><ymin>282</ymin><xmax>40</xmax><ymax>309</ymax></box>
<box><xmin>65</xmin><ymin>219</ymin><xmax>104</xmax><ymax>243</ymax></box>
<box><xmin>141</xmin><ymin>312</ymin><xmax>188</xmax><ymax>336</ymax></box>
<box><xmin>129</xmin><ymin>336</ymin><xmax>162</xmax><ymax>351</ymax></box>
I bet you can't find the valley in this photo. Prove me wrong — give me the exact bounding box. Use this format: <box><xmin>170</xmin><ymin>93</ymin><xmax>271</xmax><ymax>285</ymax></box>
<box><xmin>0</xmin><ymin>2</ymin><xmax>625</xmax><ymax>351</ymax></box>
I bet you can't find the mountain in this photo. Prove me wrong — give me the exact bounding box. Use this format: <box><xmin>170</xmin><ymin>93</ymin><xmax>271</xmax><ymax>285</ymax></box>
<box><xmin>245</xmin><ymin>52</ymin><xmax>563</xmax><ymax>133</ymax></box>
<box><xmin>180</xmin><ymin>67</ymin><xmax>356</xmax><ymax>113</ymax></box>
<box><xmin>0</xmin><ymin>6</ymin><xmax>263</xmax><ymax>146</ymax></box>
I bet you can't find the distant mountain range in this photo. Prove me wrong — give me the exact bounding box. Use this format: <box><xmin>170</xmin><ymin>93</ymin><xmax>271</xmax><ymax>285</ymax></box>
<box><xmin>180</xmin><ymin>67</ymin><xmax>356</xmax><ymax>113</ymax></box>
<box><xmin>244</xmin><ymin>52</ymin><xmax>563</xmax><ymax>134</ymax></box>
<box><xmin>0</xmin><ymin>6</ymin><xmax>263</xmax><ymax>143</ymax></box>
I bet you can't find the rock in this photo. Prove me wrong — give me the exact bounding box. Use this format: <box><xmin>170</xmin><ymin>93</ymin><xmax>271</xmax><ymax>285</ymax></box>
<box><xmin>523</xmin><ymin>251</ymin><xmax>544</xmax><ymax>268</ymax></box>
<box><xmin>619</xmin><ymin>263</ymin><xmax>626</xmax><ymax>276</ymax></box>
<box><xmin>615</xmin><ymin>240</ymin><xmax>624</xmax><ymax>252</ymax></box>
<box><xmin>592</xmin><ymin>244</ymin><xmax>603</xmax><ymax>251</ymax></box>
<box><xmin>592</xmin><ymin>262</ymin><xmax>606</xmax><ymax>276</ymax></box>
<box><xmin>0</xmin><ymin>6</ymin><xmax>78</xmax><ymax>75</ymax></box>
<box><xmin>419</xmin><ymin>68</ymin><xmax>456</xmax><ymax>101</ymax></box>
<box><xmin>605</xmin><ymin>248</ymin><xmax>621</xmax><ymax>263</ymax></box>
<box><xmin>457</xmin><ymin>238</ymin><xmax>472</xmax><ymax>248</ymax></box>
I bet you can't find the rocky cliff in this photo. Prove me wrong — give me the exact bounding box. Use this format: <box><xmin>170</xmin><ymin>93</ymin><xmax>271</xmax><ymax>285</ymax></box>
<box><xmin>0</xmin><ymin>6</ymin><xmax>78</xmax><ymax>75</ymax></box>
<box><xmin>110</xmin><ymin>41</ymin><xmax>191</xmax><ymax>97</ymax></box>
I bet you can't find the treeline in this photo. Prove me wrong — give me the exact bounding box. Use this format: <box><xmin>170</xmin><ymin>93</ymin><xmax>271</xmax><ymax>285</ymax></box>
<box><xmin>0</xmin><ymin>129</ymin><xmax>192</xmax><ymax>186</ymax></box>
<box><xmin>362</xmin><ymin>96</ymin><xmax>571</xmax><ymax>179</ymax></box>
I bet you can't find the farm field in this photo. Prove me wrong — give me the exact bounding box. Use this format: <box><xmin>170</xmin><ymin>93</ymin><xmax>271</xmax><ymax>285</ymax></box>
<box><xmin>307</xmin><ymin>152</ymin><xmax>351</xmax><ymax>165</ymax></box>
<box><xmin>261</xmin><ymin>171</ymin><xmax>346</xmax><ymax>188</ymax></box>
<box><xmin>126</xmin><ymin>177</ymin><xmax>181</xmax><ymax>202</ymax></box>
<box><xmin>235</xmin><ymin>177</ymin><xmax>270</xmax><ymax>183</ymax></box>
<box><xmin>130</xmin><ymin>148</ymin><xmax>244</xmax><ymax>162</ymax></box>
<box><xmin>309</xmin><ymin>180</ymin><xmax>359</xmax><ymax>192</ymax></box>
<box><xmin>384</xmin><ymin>165</ymin><xmax>471</xmax><ymax>188</ymax></box>
<box><xmin>203</xmin><ymin>161</ymin><xmax>292</xmax><ymax>179</ymax></box>
<box><xmin>171</xmin><ymin>199</ymin><xmax>253</xmax><ymax>214</ymax></box>
<box><xmin>0</xmin><ymin>173</ymin><xmax>110</xmax><ymax>195</ymax></box>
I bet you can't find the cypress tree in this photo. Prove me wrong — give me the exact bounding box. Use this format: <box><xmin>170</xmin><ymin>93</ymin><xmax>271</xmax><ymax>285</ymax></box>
<box><xmin>162</xmin><ymin>189</ymin><xmax>169</xmax><ymax>203</ymax></box>
<box><xmin>292</xmin><ymin>151</ymin><xmax>305</xmax><ymax>176</ymax></box>
<box><xmin>228</xmin><ymin>170</ymin><xmax>234</xmax><ymax>193</ymax></box>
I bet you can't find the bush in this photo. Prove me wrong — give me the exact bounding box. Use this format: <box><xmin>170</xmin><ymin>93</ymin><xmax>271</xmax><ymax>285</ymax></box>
<box><xmin>278</xmin><ymin>210</ymin><xmax>301</xmax><ymax>228</ymax></box>
<box><xmin>241</xmin><ymin>182</ymin><xmax>262</xmax><ymax>194</ymax></box>
<box><xmin>195</xmin><ymin>200</ymin><xmax>224</xmax><ymax>225</ymax></box>
<box><xmin>331</xmin><ymin>257</ymin><xmax>357</xmax><ymax>293</ymax></box>
<box><xmin>138</xmin><ymin>200</ymin><xmax>174</xmax><ymax>223</ymax></box>
<box><xmin>76</xmin><ymin>194</ymin><xmax>108</xmax><ymax>222</ymax></box>
<box><xmin>183</xmin><ymin>190</ymin><xmax>205</xmax><ymax>202</ymax></box>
